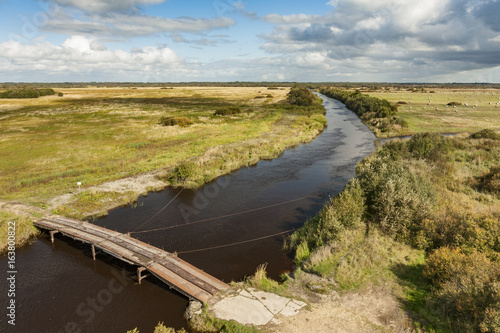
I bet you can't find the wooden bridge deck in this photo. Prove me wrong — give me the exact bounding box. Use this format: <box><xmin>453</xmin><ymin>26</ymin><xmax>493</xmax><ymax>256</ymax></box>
<box><xmin>34</xmin><ymin>217</ymin><xmax>229</xmax><ymax>303</ymax></box>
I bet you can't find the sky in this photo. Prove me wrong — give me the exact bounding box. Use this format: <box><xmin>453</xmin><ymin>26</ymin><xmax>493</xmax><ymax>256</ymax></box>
<box><xmin>0</xmin><ymin>0</ymin><xmax>499</xmax><ymax>82</ymax></box>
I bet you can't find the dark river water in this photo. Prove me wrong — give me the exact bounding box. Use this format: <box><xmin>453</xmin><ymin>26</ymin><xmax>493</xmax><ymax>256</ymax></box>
<box><xmin>0</xmin><ymin>94</ymin><xmax>376</xmax><ymax>333</ymax></box>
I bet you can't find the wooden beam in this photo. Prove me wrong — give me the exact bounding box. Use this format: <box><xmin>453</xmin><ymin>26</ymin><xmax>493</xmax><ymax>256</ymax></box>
<box><xmin>137</xmin><ymin>267</ymin><xmax>149</xmax><ymax>284</ymax></box>
<box><xmin>91</xmin><ymin>244</ymin><xmax>96</xmax><ymax>261</ymax></box>
<box><xmin>50</xmin><ymin>230</ymin><xmax>59</xmax><ymax>244</ymax></box>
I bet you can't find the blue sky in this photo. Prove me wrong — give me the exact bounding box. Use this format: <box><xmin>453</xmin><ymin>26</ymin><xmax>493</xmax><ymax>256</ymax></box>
<box><xmin>0</xmin><ymin>0</ymin><xmax>499</xmax><ymax>82</ymax></box>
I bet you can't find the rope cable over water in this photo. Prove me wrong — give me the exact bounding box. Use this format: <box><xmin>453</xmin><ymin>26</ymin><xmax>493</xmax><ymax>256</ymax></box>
<box><xmin>130</xmin><ymin>194</ymin><xmax>314</xmax><ymax>234</ymax></box>
<box><xmin>130</xmin><ymin>188</ymin><xmax>184</xmax><ymax>233</ymax></box>
<box><xmin>176</xmin><ymin>229</ymin><xmax>294</xmax><ymax>254</ymax></box>
<box><xmin>92</xmin><ymin>188</ymin><xmax>184</xmax><ymax>248</ymax></box>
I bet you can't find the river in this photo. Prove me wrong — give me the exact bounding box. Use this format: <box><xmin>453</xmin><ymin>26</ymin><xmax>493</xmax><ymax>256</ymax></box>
<box><xmin>0</xmin><ymin>93</ymin><xmax>376</xmax><ymax>333</ymax></box>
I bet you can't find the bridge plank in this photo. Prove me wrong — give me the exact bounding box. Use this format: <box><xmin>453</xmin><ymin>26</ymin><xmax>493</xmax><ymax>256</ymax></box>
<box><xmin>34</xmin><ymin>217</ymin><xmax>229</xmax><ymax>303</ymax></box>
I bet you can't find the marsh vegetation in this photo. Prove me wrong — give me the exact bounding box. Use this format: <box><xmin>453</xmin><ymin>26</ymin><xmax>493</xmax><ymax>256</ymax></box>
<box><xmin>0</xmin><ymin>86</ymin><xmax>326</xmax><ymax>246</ymax></box>
<box><xmin>287</xmin><ymin>130</ymin><xmax>500</xmax><ymax>332</ymax></box>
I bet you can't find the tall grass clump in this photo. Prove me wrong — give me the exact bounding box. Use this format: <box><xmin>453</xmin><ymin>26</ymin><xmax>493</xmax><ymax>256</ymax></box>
<box><xmin>213</xmin><ymin>106</ymin><xmax>241</xmax><ymax>116</ymax></box>
<box><xmin>159</xmin><ymin>116</ymin><xmax>193</xmax><ymax>127</ymax></box>
<box><xmin>246</xmin><ymin>263</ymin><xmax>285</xmax><ymax>294</ymax></box>
<box><xmin>0</xmin><ymin>211</ymin><xmax>39</xmax><ymax>253</ymax></box>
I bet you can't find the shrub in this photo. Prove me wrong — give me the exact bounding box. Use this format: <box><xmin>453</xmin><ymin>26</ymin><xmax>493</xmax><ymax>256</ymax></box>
<box><xmin>288</xmin><ymin>178</ymin><xmax>365</xmax><ymax>253</ymax></box>
<box><xmin>37</xmin><ymin>88</ymin><xmax>56</xmax><ymax>96</ymax></box>
<box><xmin>0</xmin><ymin>88</ymin><xmax>55</xmax><ymax>99</ymax></box>
<box><xmin>424</xmin><ymin>247</ymin><xmax>500</xmax><ymax>332</ymax></box>
<box><xmin>58</xmin><ymin>92</ymin><xmax>64</xmax><ymax>97</ymax></box>
<box><xmin>213</xmin><ymin>107</ymin><xmax>241</xmax><ymax>116</ymax></box>
<box><xmin>168</xmin><ymin>162</ymin><xmax>196</xmax><ymax>182</ymax></box>
<box><xmin>159</xmin><ymin>116</ymin><xmax>193</xmax><ymax>127</ymax></box>
<box><xmin>357</xmin><ymin>156</ymin><xmax>436</xmax><ymax>244</ymax></box>
<box><xmin>407</xmin><ymin>133</ymin><xmax>453</xmax><ymax>161</ymax></box>
<box><xmin>447</xmin><ymin>101</ymin><xmax>462</xmax><ymax>106</ymax></box>
<box><xmin>320</xmin><ymin>88</ymin><xmax>397</xmax><ymax>120</ymax></box>
<box><xmin>470</xmin><ymin>129</ymin><xmax>500</xmax><ymax>140</ymax></box>
<box><xmin>287</xmin><ymin>84</ymin><xmax>317</xmax><ymax>106</ymax></box>
<box><xmin>478</xmin><ymin>165</ymin><xmax>500</xmax><ymax>194</ymax></box>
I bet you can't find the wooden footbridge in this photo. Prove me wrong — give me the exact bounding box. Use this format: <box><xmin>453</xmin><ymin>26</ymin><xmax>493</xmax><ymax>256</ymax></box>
<box><xmin>34</xmin><ymin>217</ymin><xmax>229</xmax><ymax>303</ymax></box>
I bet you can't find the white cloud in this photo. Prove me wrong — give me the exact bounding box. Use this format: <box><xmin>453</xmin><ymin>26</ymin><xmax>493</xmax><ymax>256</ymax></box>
<box><xmin>0</xmin><ymin>36</ymin><xmax>182</xmax><ymax>79</ymax></box>
<box><xmin>259</xmin><ymin>0</ymin><xmax>500</xmax><ymax>82</ymax></box>
<box><xmin>41</xmin><ymin>12</ymin><xmax>236</xmax><ymax>37</ymax></box>
<box><xmin>48</xmin><ymin>0</ymin><xmax>166</xmax><ymax>13</ymax></box>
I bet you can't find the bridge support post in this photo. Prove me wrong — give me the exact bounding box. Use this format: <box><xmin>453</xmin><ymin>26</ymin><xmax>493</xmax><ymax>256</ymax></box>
<box><xmin>137</xmin><ymin>267</ymin><xmax>148</xmax><ymax>284</ymax></box>
<box><xmin>91</xmin><ymin>245</ymin><xmax>96</xmax><ymax>261</ymax></box>
<box><xmin>49</xmin><ymin>231</ymin><xmax>59</xmax><ymax>244</ymax></box>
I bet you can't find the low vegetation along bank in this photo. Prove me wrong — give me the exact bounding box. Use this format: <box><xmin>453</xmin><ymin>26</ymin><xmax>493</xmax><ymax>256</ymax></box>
<box><xmin>0</xmin><ymin>86</ymin><xmax>325</xmax><ymax>252</ymax></box>
<box><xmin>287</xmin><ymin>131</ymin><xmax>500</xmax><ymax>332</ymax></box>
<box><xmin>319</xmin><ymin>87</ymin><xmax>409</xmax><ymax>137</ymax></box>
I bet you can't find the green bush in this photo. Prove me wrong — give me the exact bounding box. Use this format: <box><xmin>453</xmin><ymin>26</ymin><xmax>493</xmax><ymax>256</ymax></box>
<box><xmin>168</xmin><ymin>162</ymin><xmax>196</xmax><ymax>182</ymax></box>
<box><xmin>0</xmin><ymin>88</ymin><xmax>55</xmax><ymax>99</ymax></box>
<box><xmin>424</xmin><ymin>247</ymin><xmax>500</xmax><ymax>332</ymax></box>
<box><xmin>288</xmin><ymin>178</ymin><xmax>365</xmax><ymax>254</ymax></box>
<box><xmin>478</xmin><ymin>165</ymin><xmax>500</xmax><ymax>194</ymax></box>
<box><xmin>214</xmin><ymin>107</ymin><xmax>241</xmax><ymax>116</ymax></box>
<box><xmin>407</xmin><ymin>133</ymin><xmax>453</xmax><ymax>161</ymax></box>
<box><xmin>159</xmin><ymin>116</ymin><xmax>193</xmax><ymax>127</ymax></box>
<box><xmin>37</xmin><ymin>88</ymin><xmax>56</xmax><ymax>96</ymax></box>
<box><xmin>320</xmin><ymin>88</ymin><xmax>397</xmax><ymax>120</ymax></box>
<box><xmin>357</xmin><ymin>156</ymin><xmax>436</xmax><ymax>244</ymax></box>
<box><xmin>470</xmin><ymin>129</ymin><xmax>500</xmax><ymax>140</ymax></box>
<box><xmin>287</xmin><ymin>84</ymin><xmax>317</xmax><ymax>106</ymax></box>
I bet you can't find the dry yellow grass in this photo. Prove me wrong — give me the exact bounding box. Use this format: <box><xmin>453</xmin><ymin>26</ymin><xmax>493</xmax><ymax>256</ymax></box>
<box><xmin>0</xmin><ymin>86</ymin><xmax>325</xmax><ymax>220</ymax></box>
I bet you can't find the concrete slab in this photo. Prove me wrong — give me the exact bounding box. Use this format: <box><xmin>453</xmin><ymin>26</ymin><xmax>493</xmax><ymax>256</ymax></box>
<box><xmin>250</xmin><ymin>290</ymin><xmax>290</xmax><ymax>315</ymax></box>
<box><xmin>240</xmin><ymin>289</ymin><xmax>255</xmax><ymax>299</ymax></box>
<box><xmin>212</xmin><ymin>295</ymin><xmax>274</xmax><ymax>326</ymax></box>
<box><xmin>210</xmin><ymin>289</ymin><xmax>308</xmax><ymax>326</ymax></box>
<box><xmin>279</xmin><ymin>300</ymin><xmax>303</xmax><ymax>316</ymax></box>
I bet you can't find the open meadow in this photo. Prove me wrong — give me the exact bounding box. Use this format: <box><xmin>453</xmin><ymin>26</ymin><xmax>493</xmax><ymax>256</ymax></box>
<box><xmin>0</xmin><ymin>86</ymin><xmax>326</xmax><ymax>236</ymax></box>
<box><xmin>367</xmin><ymin>88</ymin><xmax>500</xmax><ymax>136</ymax></box>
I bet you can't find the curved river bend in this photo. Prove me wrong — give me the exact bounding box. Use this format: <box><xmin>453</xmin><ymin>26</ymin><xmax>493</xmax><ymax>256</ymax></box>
<box><xmin>0</xmin><ymin>94</ymin><xmax>376</xmax><ymax>333</ymax></box>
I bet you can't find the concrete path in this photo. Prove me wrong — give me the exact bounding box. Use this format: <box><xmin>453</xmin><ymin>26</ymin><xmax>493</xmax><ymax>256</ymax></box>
<box><xmin>209</xmin><ymin>288</ymin><xmax>307</xmax><ymax>326</ymax></box>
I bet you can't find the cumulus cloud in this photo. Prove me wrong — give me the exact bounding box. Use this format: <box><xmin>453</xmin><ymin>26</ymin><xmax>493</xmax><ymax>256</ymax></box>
<box><xmin>0</xmin><ymin>36</ymin><xmax>183</xmax><ymax>80</ymax></box>
<box><xmin>260</xmin><ymin>0</ymin><xmax>500</xmax><ymax>81</ymax></box>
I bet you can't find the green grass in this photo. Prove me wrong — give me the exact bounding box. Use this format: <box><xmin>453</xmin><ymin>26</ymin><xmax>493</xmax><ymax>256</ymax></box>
<box><xmin>0</xmin><ymin>210</ymin><xmax>39</xmax><ymax>253</ymax></box>
<box><xmin>367</xmin><ymin>89</ymin><xmax>500</xmax><ymax>136</ymax></box>
<box><xmin>244</xmin><ymin>263</ymin><xmax>286</xmax><ymax>295</ymax></box>
<box><xmin>392</xmin><ymin>256</ymin><xmax>450</xmax><ymax>332</ymax></box>
<box><xmin>0</xmin><ymin>87</ymin><xmax>326</xmax><ymax>218</ymax></box>
<box><xmin>188</xmin><ymin>306</ymin><xmax>262</xmax><ymax>333</ymax></box>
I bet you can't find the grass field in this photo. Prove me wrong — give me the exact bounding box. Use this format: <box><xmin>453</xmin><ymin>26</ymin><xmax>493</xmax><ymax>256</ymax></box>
<box><xmin>367</xmin><ymin>89</ymin><xmax>500</xmax><ymax>135</ymax></box>
<box><xmin>0</xmin><ymin>86</ymin><xmax>326</xmax><ymax>221</ymax></box>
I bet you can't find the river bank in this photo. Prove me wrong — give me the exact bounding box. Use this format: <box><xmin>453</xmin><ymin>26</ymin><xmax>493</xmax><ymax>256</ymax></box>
<box><xmin>0</xmin><ymin>86</ymin><xmax>327</xmax><ymax>253</ymax></box>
